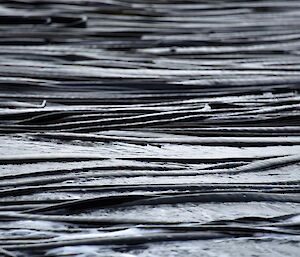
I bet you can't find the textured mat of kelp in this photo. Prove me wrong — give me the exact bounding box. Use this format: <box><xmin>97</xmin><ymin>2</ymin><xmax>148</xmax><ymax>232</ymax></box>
<box><xmin>0</xmin><ymin>0</ymin><xmax>300</xmax><ymax>256</ymax></box>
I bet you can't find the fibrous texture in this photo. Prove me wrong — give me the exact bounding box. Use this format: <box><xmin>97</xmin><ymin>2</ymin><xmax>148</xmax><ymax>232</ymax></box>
<box><xmin>0</xmin><ymin>1</ymin><xmax>300</xmax><ymax>256</ymax></box>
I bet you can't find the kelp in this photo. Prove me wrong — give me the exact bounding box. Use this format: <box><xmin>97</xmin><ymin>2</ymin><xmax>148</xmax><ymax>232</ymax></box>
<box><xmin>0</xmin><ymin>0</ymin><xmax>300</xmax><ymax>256</ymax></box>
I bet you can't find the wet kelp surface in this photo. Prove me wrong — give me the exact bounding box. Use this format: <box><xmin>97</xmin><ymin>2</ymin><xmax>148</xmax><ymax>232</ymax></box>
<box><xmin>0</xmin><ymin>0</ymin><xmax>300</xmax><ymax>256</ymax></box>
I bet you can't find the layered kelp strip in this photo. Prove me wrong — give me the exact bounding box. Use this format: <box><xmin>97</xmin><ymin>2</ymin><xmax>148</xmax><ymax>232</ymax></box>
<box><xmin>0</xmin><ymin>0</ymin><xmax>300</xmax><ymax>256</ymax></box>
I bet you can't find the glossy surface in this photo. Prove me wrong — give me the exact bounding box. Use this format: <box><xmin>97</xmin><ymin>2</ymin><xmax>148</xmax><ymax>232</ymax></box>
<box><xmin>0</xmin><ymin>1</ymin><xmax>299</xmax><ymax>256</ymax></box>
